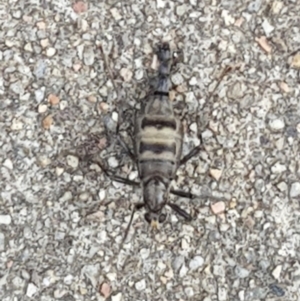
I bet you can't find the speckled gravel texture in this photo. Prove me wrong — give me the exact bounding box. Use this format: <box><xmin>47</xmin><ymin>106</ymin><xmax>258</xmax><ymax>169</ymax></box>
<box><xmin>1</xmin><ymin>0</ymin><xmax>300</xmax><ymax>301</ymax></box>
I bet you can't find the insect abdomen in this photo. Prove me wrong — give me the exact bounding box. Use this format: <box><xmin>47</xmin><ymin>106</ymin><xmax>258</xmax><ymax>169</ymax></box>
<box><xmin>135</xmin><ymin>42</ymin><xmax>183</xmax><ymax>181</ymax></box>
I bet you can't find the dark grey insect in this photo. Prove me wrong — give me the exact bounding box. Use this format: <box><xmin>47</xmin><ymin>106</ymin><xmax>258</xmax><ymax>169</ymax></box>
<box><xmin>98</xmin><ymin>42</ymin><xmax>228</xmax><ymax>245</ymax></box>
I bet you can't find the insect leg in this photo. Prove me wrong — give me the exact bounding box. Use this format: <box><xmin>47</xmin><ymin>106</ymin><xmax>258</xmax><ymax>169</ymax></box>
<box><xmin>168</xmin><ymin>203</ymin><xmax>193</xmax><ymax>221</ymax></box>
<box><xmin>120</xmin><ymin>202</ymin><xmax>145</xmax><ymax>247</ymax></box>
<box><xmin>180</xmin><ymin>65</ymin><xmax>234</xmax><ymax>166</ymax></box>
<box><xmin>179</xmin><ymin>134</ymin><xmax>203</xmax><ymax>166</ymax></box>
<box><xmin>170</xmin><ymin>189</ymin><xmax>196</xmax><ymax>199</ymax></box>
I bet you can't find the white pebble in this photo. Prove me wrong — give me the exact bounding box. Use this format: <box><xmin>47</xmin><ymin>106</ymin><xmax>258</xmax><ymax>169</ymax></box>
<box><xmin>189</xmin><ymin>77</ymin><xmax>198</xmax><ymax>85</ymax></box>
<box><xmin>3</xmin><ymin>159</ymin><xmax>13</xmax><ymax>170</ymax></box>
<box><xmin>66</xmin><ymin>155</ymin><xmax>79</xmax><ymax>169</ymax></box>
<box><xmin>0</xmin><ymin>232</ymin><xmax>5</xmax><ymax>251</ymax></box>
<box><xmin>98</xmin><ymin>189</ymin><xmax>106</xmax><ymax>201</ymax></box>
<box><xmin>135</xmin><ymin>279</ymin><xmax>146</xmax><ymax>291</ymax></box>
<box><xmin>271</xmin><ymin>162</ymin><xmax>286</xmax><ymax>174</ymax></box>
<box><xmin>26</xmin><ymin>283</ymin><xmax>38</xmax><ymax>297</ymax></box>
<box><xmin>108</xmin><ymin>157</ymin><xmax>119</xmax><ymax>168</ymax></box>
<box><xmin>11</xmin><ymin>118</ymin><xmax>23</xmax><ymax>130</ymax></box>
<box><xmin>272</xmin><ymin>265</ymin><xmax>282</xmax><ymax>280</ymax></box>
<box><xmin>59</xmin><ymin>191</ymin><xmax>73</xmax><ymax>202</ymax></box>
<box><xmin>269</xmin><ymin>119</ymin><xmax>284</xmax><ymax>131</ymax></box>
<box><xmin>120</xmin><ymin>68</ymin><xmax>133</xmax><ymax>82</ymax></box>
<box><xmin>189</xmin><ymin>255</ymin><xmax>204</xmax><ymax>271</ymax></box>
<box><xmin>0</xmin><ymin>215</ymin><xmax>12</xmax><ymax>225</ymax></box>
<box><xmin>112</xmin><ymin>111</ymin><xmax>118</xmax><ymax>123</ymax></box>
<box><xmin>38</xmin><ymin>104</ymin><xmax>48</xmax><ymax>113</ymax></box>
<box><xmin>112</xmin><ymin>293</ymin><xmax>123</xmax><ymax>301</ymax></box>
<box><xmin>46</xmin><ymin>47</ymin><xmax>56</xmax><ymax>57</ymax></box>
<box><xmin>290</xmin><ymin>182</ymin><xmax>300</xmax><ymax>198</ymax></box>
<box><xmin>235</xmin><ymin>265</ymin><xmax>250</xmax><ymax>278</ymax></box>
<box><xmin>262</xmin><ymin>19</ymin><xmax>274</xmax><ymax>36</ymax></box>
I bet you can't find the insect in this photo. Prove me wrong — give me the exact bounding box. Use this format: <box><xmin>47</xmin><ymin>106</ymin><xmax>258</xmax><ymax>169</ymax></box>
<box><xmin>98</xmin><ymin>42</ymin><xmax>230</xmax><ymax>244</ymax></box>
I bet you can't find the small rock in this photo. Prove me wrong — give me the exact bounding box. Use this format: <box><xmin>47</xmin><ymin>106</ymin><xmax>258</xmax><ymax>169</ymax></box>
<box><xmin>189</xmin><ymin>256</ymin><xmax>204</xmax><ymax>271</ymax></box>
<box><xmin>111</xmin><ymin>293</ymin><xmax>123</xmax><ymax>301</ymax></box>
<box><xmin>5</xmin><ymin>40</ymin><xmax>14</xmax><ymax>48</ymax></box>
<box><xmin>46</xmin><ymin>47</ymin><xmax>56</xmax><ymax>57</ymax></box>
<box><xmin>24</xmin><ymin>43</ymin><xmax>33</xmax><ymax>52</ymax></box>
<box><xmin>235</xmin><ymin>265</ymin><xmax>250</xmax><ymax>278</ymax></box>
<box><xmin>38</xmin><ymin>104</ymin><xmax>48</xmax><ymax>113</ymax></box>
<box><xmin>83</xmin><ymin>46</ymin><xmax>95</xmax><ymax>66</ymax></box>
<box><xmin>73</xmin><ymin>63</ymin><xmax>82</xmax><ymax>72</ymax></box>
<box><xmin>36</xmin><ymin>21</ymin><xmax>46</xmax><ymax>29</ymax></box>
<box><xmin>120</xmin><ymin>68</ymin><xmax>133</xmax><ymax>82</ymax></box>
<box><xmin>3</xmin><ymin>159</ymin><xmax>13</xmax><ymax>170</ymax></box>
<box><xmin>59</xmin><ymin>191</ymin><xmax>73</xmax><ymax>202</ymax></box>
<box><xmin>255</xmin><ymin>36</ymin><xmax>272</xmax><ymax>54</ymax></box>
<box><xmin>54</xmin><ymin>289</ymin><xmax>67</xmax><ymax>299</ymax></box>
<box><xmin>291</xmin><ymin>53</ymin><xmax>300</xmax><ymax>69</ymax></box>
<box><xmin>40</xmin><ymin>38</ymin><xmax>49</xmax><ymax>48</ymax></box>
<box><xmin>157</xmin><ymin>0</ymin><xmax>165</xmax><ymax>8</ymax></box>
<box><xmin>11</xmin><ymin>118</ymin><xmax>23</xmax><ymax>130</ymax></box>
<box><xmin>269</xmin><ymin>283</ymin><xmax>285</xmax><ymax>297</ymax></box>
<box><xmin>185</xmin><ymin>287</ymin><xmax>194</xmax><ymax>297</ymax></box>
<box><xmin>56</xmin><ymin>167</ymin><xmax>64</xmax><ymax>176</ymax></box>
<box><xmin>210</xmin><ymin>168</ymin><xmax>222</xmax><ymax>180</ymax></box>
<box><xmin>262</xmin><ymin>19</ymin><xmax>274</xmax><ymax>36</ymax></box>
<box><xmin>271</xmin><ymin>162</ymin><xmax>286</xmax><ymax>174</ymax></box>
<box><xmin>87</xmin><ymin>95</ymin><xmax>97</xmax><ymax>103</ymax></box>
<box><xmin>290</xmin><ymin>182</ymin><xmax>300</xmax><ymax>198</ymax></box>
<box><xmin>35</xmin><ymin>88</ymin><xmax>45</xmax><ymax>102</ymax></box>
<box><xmin>171</xmin><ymin>72</ymin><xmax>184</xmax><ymax>86</ymax></box>
<box><xmin>0</xmin><ymin>232</ymin><xmax>5</xmax><ymax>251</ymax></box>
<box><xmin>135</xmin><ymin>279</ymin><xmax>146</xmax><ymax>291</ymax></box>
<box><xmin>211</xmin><ymin>202</ymin><xmax>226</xmax><ymax>215</ymax></box>
<box><xmin>221</xmin><ymin>10</ymin><xmax>235</xmax><ymax>26</ymax></box>
<box><xmin>34</xmin><ymin>60</ymin><xmax>47</xmax><ymax>78</ymax></box>
<box><xmin>12</xmin><ymin>9</ymin><xmax>22</xmax><ymax>19</ymax></box>
<box><xmin>108</xmin><ymin>157</ymin><xmax>118</xmax><ymax>168</ymax></box>
<box><xmin>279</xmin><ymin>82</ymin><xmax>289</xmax><ymax>93</ymax></box>
<box><xmin>66</xmin><ymin>155</ymin><xmax>79</xmax><ymax>169</ymax></box>
<box><xmin>38</xmin><ymin>156</ymin><xmax>51</xmax><ymax>167</ymax></box>
<box><xmin>110</xmin><ymin>7</ymin><xmax>122</xmax><ymax>20</ymax></box>
<box><xmin>48</xmin><ymin>94</ymin><xmax>60</xmax><ymax>105</ymax></box>
<box><xmin>73</xmin><ymin>1</ymin><xmax>88</xmax><ymax>13</ymax></box>
<box><xmin>176</xmin><ymin>4</ymin><xmax>187</xmax><ymax>16</ymax></box>
<box><xmin>248</xmin><ymin>0</ymin><xmax>262</xmax><ymax>12</ymax></box>
<box><xmin>172</xmin><ymin>255</ymin><xmax>185</xmax><ymax>271</ymax></box>
<box><xmin>26</xmin><ymin>283</ymin><xmax>38</xmax><ymax>298</ymax></box>
<box><xmin>269</xmin><ymin>119</ymin><xmax>284</xmax><ymax>131</ymax></box>
<box><xmin>10</xmin><ymin>81</ymin><xmax>24</xmax><ymax>95</ymax></box>
<box><xmin>100</xmin><ymin>282</ymin><xmax>111</xmax><ymax>298</ymax></box>
<box><xmin>272</xmin><ymin>1</ymin><xmax>283</xmax><ymax>14</ymax></box>
<box><xmin>42</xmin><ymin>115</ymin><xmax>53</xmax><ymax>129</ymax></box>
<box><xmin>272</xmin><ymin>265</ymin><xmax>282</xmax><ymax>280</ymax></box>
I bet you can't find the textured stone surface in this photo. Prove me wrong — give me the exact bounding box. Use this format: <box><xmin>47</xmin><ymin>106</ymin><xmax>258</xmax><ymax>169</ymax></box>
<box><xmin>0</xmin><ymin>1</ymin><xmax>299</xmax><ymax>301</ymax></box>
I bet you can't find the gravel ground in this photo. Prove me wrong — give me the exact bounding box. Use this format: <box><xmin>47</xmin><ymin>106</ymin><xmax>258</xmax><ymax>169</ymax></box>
<box><xmin>1</xmin><ymin>0</ymin><xmax>300</xmax><ymax>300</ymax></box>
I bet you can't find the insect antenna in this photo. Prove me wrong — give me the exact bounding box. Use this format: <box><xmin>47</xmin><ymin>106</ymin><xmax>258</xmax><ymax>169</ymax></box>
<box><xmin>120</xmin><ymin>203</ymin><xmax>145</xmax><ymax>248</ymax></box>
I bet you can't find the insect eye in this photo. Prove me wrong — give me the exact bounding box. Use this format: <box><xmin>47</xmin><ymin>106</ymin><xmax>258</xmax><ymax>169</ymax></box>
<box><xmin>144</xmin><ymin>213</ymin><xmax>151</xmax><ymax>223</ymax></box>
<box><xmin>159</xmin><ymin>214</ymin><xmax>166</xmax><ymax>223</ymax></box>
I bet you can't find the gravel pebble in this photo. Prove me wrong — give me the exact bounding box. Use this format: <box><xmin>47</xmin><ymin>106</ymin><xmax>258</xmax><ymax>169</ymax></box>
<box><xmin>66</xmin><ymin>155</ymin><xmax>79</xmax><ymax>169</ymax></box>
<box><xmin>0</xmin><ymin>233</ymin><xmax>5</xmax><ymax>251</ymax></box>
<box><xmin>0</xmin><ymin>215</ymin><xmax>12</xmax><ymax>225</ymax></box>
<box><xmin>135</xmin><ymin>279</ymin><xmax>146</xmax><ymax>291</ymax></box>
<box><xmin>111</xmin><ymin>293</ymin><xmax>123</xmax><ymax>301</ymax></box>
<box><xmin>189</xmin><ymin>256</ymin><xmax>204</xmax><ymax>271</ymax></box>
<box><xmin>290</xmin><ymin>182</ymin><xmax>300</xmax><ymax>198</ymax></box>
<box><xmin>272</xmin><ymin>265</ymin><xmax>282</xmax><ymax>280</ymax></box>
<box><xmin>26</xmin><ymin>283</ymin><xmax>38</xmax><ymax>298</ymax></box>
<box><xmin>211</xmin><ymin>202</ymin><xmax>226</xmax><ymax>215</ymax></box>
<box><xmin>46</xmin><ymin>47</ymin><xmax>56</xmax><ymax>57</ymax></box>
<box><xmin>235</xmin><ymin>265</ymin><xmax>250</xmax><ymax>278</ymax></box>
<box><xmin>269</xmin><ymin>119</ymin><xmax>285</xmax><ymax>131</ymax></box>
